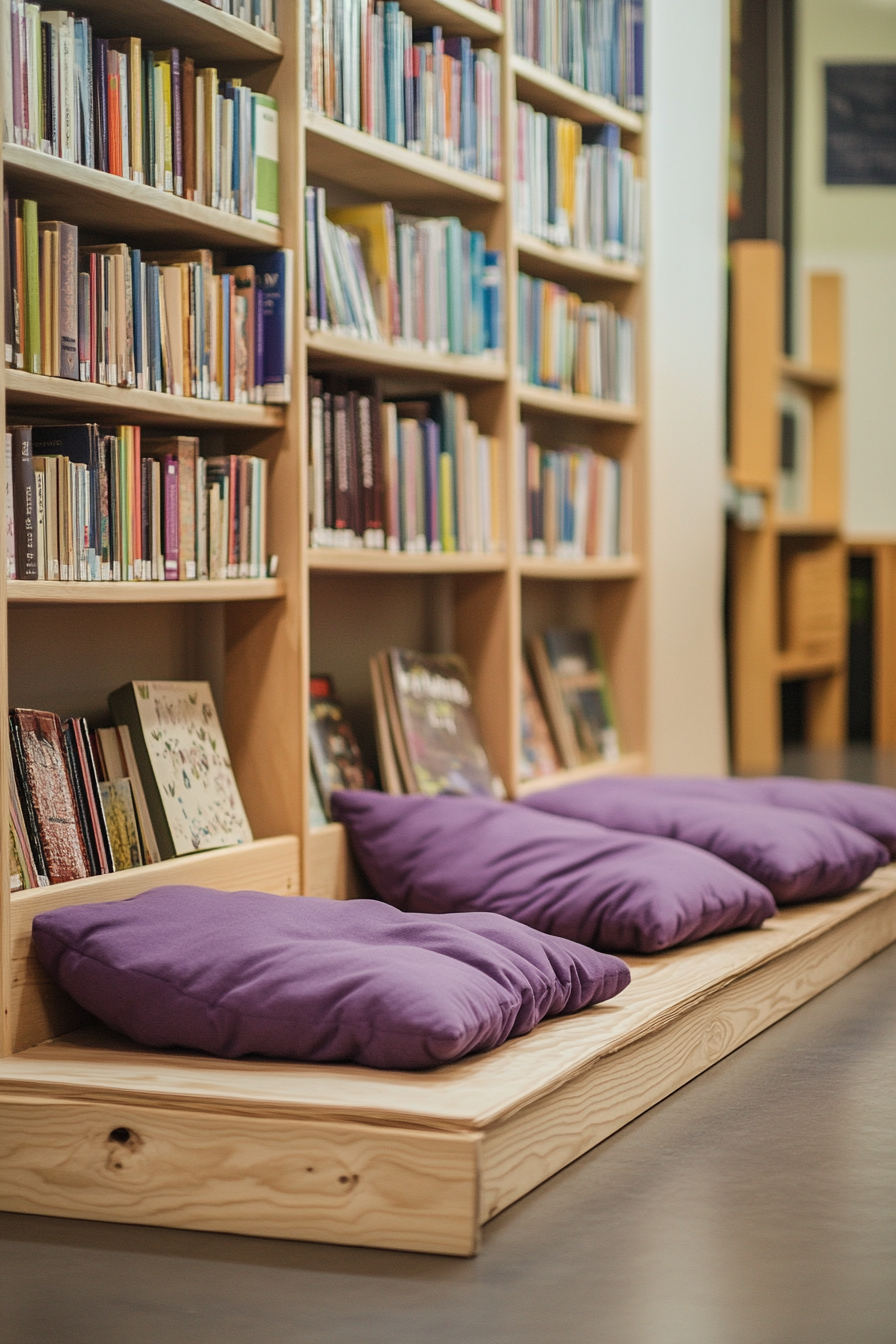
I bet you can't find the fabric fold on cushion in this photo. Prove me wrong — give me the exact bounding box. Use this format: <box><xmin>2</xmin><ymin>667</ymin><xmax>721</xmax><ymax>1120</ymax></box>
<box><xmin>32</xmin><ymin>887</ymin><xmax>629</xmax><ymax>1071</ymax></box>
<box><xmin>611</xmin><ymin>775</ymin><xmax>896</xmax><ymax>859</ymax></box>
<box><xmin>521</xmin><ymin>779</ymin><xmax>887</xmax><ymax>904</ymax></box>
<box><xmin>331</xmin><ymin>791</ymin><xmax>777</xmax><ymax>955</ymax></box>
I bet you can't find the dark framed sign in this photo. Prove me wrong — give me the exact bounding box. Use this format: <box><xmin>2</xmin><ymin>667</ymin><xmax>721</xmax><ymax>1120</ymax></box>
<box><xmin>825</xmin><ymin>63</ymin><xmax>896</xmax><ymax>186</ymax></box>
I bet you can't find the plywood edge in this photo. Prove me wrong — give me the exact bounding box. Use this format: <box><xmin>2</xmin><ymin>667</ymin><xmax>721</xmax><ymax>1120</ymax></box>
<box><xmin>478</xmin><ymin>880</ymin><xmax>896</xmax><ymax>1223</ymax></box>
<box><xmin>0</xmin><ymin>1096</ymin><xmax>482</xmax><ymax>1256</ymax></box>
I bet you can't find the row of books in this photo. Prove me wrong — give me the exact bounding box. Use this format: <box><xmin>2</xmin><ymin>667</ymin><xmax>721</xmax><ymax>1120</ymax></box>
<box><xmin>3</xmin><ymin>196</ymin><xmax>293</xmax><ymax>403</ymax></box>
<box><xmin>305</xmin><ymin>3</ymin><xmax>501</xmax><ymax>181</ymax></box>
<box><xmin>203</xmin><ymin>0</ymin><xmax>278</xmax><ymax>32</ymax></box>
<box><xmin>513</xmin><ymin>104</ymin><xmax>644</xmax><ymax>262</ymax></box>
<box><xmin>513</xmin><ymin>0</ymin><xmax>644</xmax><ymax>112</ymax></box>
<box><xmin>8</xmin><ymin>680</ymin><xmax>252</xmax><ymax>890</ymax></box>
<box><xmin>308</xmin><ymin>379</ymin><xmax>503</xmax><ymax>555</ymax></box>
<box><xmin>3</xmin><ymin>5</ymin><xmax>280</xmax><ymax>224</ymax></box>
<box><xmin>6</xmin><ymin>425</ymin><xmax>269</xmax><ymax>584</ymax></box>
<box><xmin>306</xmin><ymin>632</ymin><xmax>619</xmax><ymax>819</ymax></box>
<box><xmin>305</xmin><ymin>188</ymin><xmax>503</xmax><ymax>357</ymax></box>
<box><xmin>517</xmin><ymin>273</ymin><xmax>635</xmax><ymax>401</ymax></box>
<box><xmin>516</xmin><ymin>427</ymin><xmax>627</xmax><ymax>559</ymax></box>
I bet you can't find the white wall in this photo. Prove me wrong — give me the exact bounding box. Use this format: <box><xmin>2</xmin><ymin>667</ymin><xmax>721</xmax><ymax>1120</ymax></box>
<box><xmin>795</xmin><ymin>0</ymin><xmax>896</xmax><ymax>538</ymax></box>
<box><xmin>647</xmin><ymin>0</ymin><xmax>729</xmax><ymax>773</ymax></box>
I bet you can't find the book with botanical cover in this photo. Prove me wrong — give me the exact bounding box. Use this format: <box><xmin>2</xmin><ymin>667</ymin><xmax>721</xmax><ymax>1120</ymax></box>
<box><xmin>528</xmin><ymin>630</ymin><xmax>620</xmax><ymax>768</ymax></box>
<box><xmin>519</xmin><ymin>659</ymin><xmax>561</xmax><ymax>781</ymax></box>
<box><xmin>384</xmin><ymin>649</ymin><xmax>499</xmax><ymax>798</ymax></box>
<box><xmin>98</xmin><ymin>778</ymin><xmax>143</xmax><ymax>871</ymax></box>
<box><xmin>308</xmin><ymin>674</ymin><xmax>372</xmax><ymax>819</ymax></box>
<box><xmin>9</xmin><ymin>708</ymin><xmax>89</xmax><ymax>883</ymax></box>
<box><xmin>108</xmin><ymin>680</ymin><xmax>253</xmax><ymax>860</ymax></box>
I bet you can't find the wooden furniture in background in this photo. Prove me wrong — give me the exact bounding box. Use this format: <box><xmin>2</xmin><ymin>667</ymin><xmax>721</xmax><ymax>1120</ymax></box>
<box><xmin>846</xmin><ymin>539</ymin><xmax>896</xmax><ymax>748</ymax></box>
<box><xmin>728</xmin><ymin>241</ymin><xmax>846</xmax><ymax>774</ymax></box>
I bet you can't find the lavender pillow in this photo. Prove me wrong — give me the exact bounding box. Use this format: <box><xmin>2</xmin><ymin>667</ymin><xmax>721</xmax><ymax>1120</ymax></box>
<box><xmin>522</xmin><ymin>779</ymin><xmax>887</xmax><ymax>904</ymax></box>
<box><xmin>331</xmin><ymin>791</ymin><xmax>776</xmax><ymax>954</ymax></box>
<box><xmin>31</xmin><ymin>887</ymin><xmax>629</xmax><ymax>1071</ymax></box>
<box><xmin>622</xmin><ymin>776</ymin><xmax>896</xmax><ymax>858</ymax></box>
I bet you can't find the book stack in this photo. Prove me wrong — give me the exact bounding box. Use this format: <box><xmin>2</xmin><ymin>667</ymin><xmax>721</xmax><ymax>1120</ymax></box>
<box><xmin>3</xmin><ymin>7</ymin><xmax>280</xmax><ymax>224</ymax></box>
<box><xmin>203</xmin><ymin>0</ymin><xmax>278</xmax><ymax>31</ymax></box>
<box><xmin>308</xmin><ymin>379</ymin><xmax>502</xmax><ymax>555</ymax></box>
<box><xmin>305</xmin><ymin>189</ymin><xmax>503</xmax><ymax>358</ymax></box>
<box><xmin>304</xmin><ymin>4</ymin><xmax>501</xmax><ymax>181</ymax></box>
<box><xmin>517</xmin><ymin>426</ymin><xmax>627</xmax><ymax>559</ymax></box>
<box><xmin>517</xmin><ymin>273</ymin><xmax>635</xmax><ymax>401</ymax></box>
<box><xmin>513</xmin><ymin>104</ymin><xmax>644</xmax><ymax>262</ymax></box>
<box><xmin>513</xmin><ymin>0</ymin><xmax>644</xmax><ymax>111</ymax></box>
<box><xmin>6</xmin><ymin>424</ymin><xmax>269</xmax><ymax>583</ymax></box>
<box><xmin>3</xmin><ymin>196</ymin><xmax>293</xmax><ymax>404</ymax></box>
<box><xmin>370</xmin><ymin>648</ymin><xmax>503</xmax><ymax>797</ymax></box>
<box><xmin>8</xmin><ymin>680</ymin><xmax>252</xmax><ymax>890</ymax></box>
<box><xmin>527</xmin><ymin>629</ymin><xmax>619</xmax><ymax>771</ymax></box>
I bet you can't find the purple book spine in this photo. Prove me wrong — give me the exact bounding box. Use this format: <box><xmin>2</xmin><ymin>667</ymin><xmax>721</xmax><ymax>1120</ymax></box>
<box><xmin>170</xmin><ymin>49</ymin><xmax>183</xmax><ymax>195</ymax></box>
<box><xmin>164</xmin><ymin>454</ymin><xmax>179</xmax><ymax>580</ymax></box>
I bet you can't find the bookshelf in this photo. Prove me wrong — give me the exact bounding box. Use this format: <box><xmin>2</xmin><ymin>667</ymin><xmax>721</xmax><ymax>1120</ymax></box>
<box><xmin>0</xmin><ymin>0</ymin><xmax>304</xmax><ymax>1055</ymax></box>
<box><xmin>0</xmin><ymin>0</ymin><xmax>650</xmax><ymax>1031</ymax></box>
<box><xmin>727</xmin><ymin>240</ymin><xmax>845</xmax><ymax>775</ymax></box>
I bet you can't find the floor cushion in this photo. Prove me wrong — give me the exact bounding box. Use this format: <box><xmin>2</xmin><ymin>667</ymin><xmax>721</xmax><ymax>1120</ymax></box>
<box><xmin>31</xmin><ymin>887</ymin><xmax>630</xmax><ymax>1071</ymax></box>
<box><xmin>331</xmin><ymin>791</ymin><xmax>777</xmax><ymax>954</ymax></box>
<box><xmin>521</xmin><ymin>779</ymin><xmax>888</xmax><ymax>904</ymax></box>
<box><xmin>614</xmin><ymin>776</ymin><xmax>896</xmax><ymax>858</ymax></box>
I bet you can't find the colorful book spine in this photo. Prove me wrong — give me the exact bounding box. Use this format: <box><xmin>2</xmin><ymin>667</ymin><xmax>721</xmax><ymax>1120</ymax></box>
<box><xmin>516</xmin><ymin>272</ymin><xmax>636</xmax><ymax>402</ymax></box>
<box><xmin>516</xmin><ymin>424</ymin><xmax>628</xmax><ymax>559</ymax></box>
<box><xmin>3</xmin><ymin>7</ymin><xmax>280</xmax><ymax>224</ymax></box>
<box><xmin>7</xmin><ymin>424</ymin><xmax>269</xmax><ymax>585</ymax></box>
<box><xmin>305</xmin><ymin>1</ymin><xmax>501</xmax><ymax>181</ymax></box>
<box><xmin>513</xmin><ymin>0</ymin><xmax>644</xmax><ymax>111</ymax></box>
<box><xmin>308</xmin><ymin>378</ymin><xmax>503</xmax><ymax>556</ymax></box>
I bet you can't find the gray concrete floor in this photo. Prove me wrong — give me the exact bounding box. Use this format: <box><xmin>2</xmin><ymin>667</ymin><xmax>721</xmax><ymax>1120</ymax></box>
<box><xmin>2</xmin><ymin>749</ymin><xmax>896</xmax><ymax>1343</ymax></box>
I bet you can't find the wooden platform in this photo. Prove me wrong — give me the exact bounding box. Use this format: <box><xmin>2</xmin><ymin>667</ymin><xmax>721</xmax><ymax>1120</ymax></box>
<box><xmin>1</xmin><ymin>869</ymin><xmax>895</xmax><ymax>1256</ymax></box>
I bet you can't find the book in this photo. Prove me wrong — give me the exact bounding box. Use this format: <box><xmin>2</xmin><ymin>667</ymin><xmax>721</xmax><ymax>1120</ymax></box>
<box><xmin>4</xmin><ymin>13</ymin><xmax>280</xmax><ymax>221</ymax></box>
<box><xmin>369</xmin><ymin>653</ymin><xmax>404</xmax><ymax>794</ymax></box>
<box><xmin>305</xmin><ymin>187</ymin><xmax>503</xmax><ymax>358</ymax></box>
<box><xmin>308</xmin><ymin>769</ymin><xmax>329</xmax><ymax>829</ymax></box>
<box><xmin>305</xmin><ymin>5</ymin><xmax>500</xmax><ymax>180</ymax></box>
<box><xmin>10</xmin><ymin>425</ymin><xmax>38</xmax><ymax>580</ymax></box>
<box><xmin>9</xmin><ymin>707</ymin><xmax>90</xmax><ymax>883</ymax></box>
<box><xmin>98</xmin><ymin>778</ymin><xmax>143</xmax><ymax>870</ymax></box>
<box><xmin>246</xmin><ymin>249</ymin><xmax>293</xmax><ymax>404</ymax></box>
<box><xmin>528</xmin><ymin>630</ymin><xmax>620</xmax><ymax>768</ymax></box>
<box><xmin>379</xmin><ymin>649</ymin><xmax>500</xmax><ymax>798</ymax></box>
<box><xmin>108</xmin><ymin>680</ymin><xmax>253</xmax><ymax>860</ymax></box>
<box><xmin>517</xmin><ymin>273</ymin><xmax>636</xmax><ymax>402</ymax></box>
<box><xmin>308</xmin><ymin>675</ymin><xmax>372</xmax><ymax>819</ymax></box>
<box><xmin>513</xmin><ymin>0</ymin><xmax>644</xmax><ymax>111</ymax></box>
<box><xmin>519</xmin><ymin>660</ymin><xmax>561</xmax><ymax>781</ymax></box>
<box><xmin>514</xmin><ymin>103</ymin><xmax>644</xmax><ymax>264</ymax></box>
<box><xmin>93</xmin><ymin>723</ymin><xmax>161</xmax><ymax>864</ymax></box>
<box><xmin>517</xmin><ymin>425</ymin><xmax>627</xmax><ymax>559</ymax></box>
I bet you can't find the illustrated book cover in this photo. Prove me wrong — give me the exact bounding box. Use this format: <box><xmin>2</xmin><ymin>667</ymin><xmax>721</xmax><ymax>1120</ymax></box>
<box><xmin>528</xmin><ymin>630</ymin><xmax>620</xmax><ymax>768</ymax></box>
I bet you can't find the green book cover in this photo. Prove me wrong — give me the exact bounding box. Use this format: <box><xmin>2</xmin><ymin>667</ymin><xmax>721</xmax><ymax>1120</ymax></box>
<box><xmin>252</xmin><ymin>93</ymin><xmax>280</xmax><ymax>226</ymax></box>
<box><xmin>22</xmin><ymin>200</ymin><xmax>40</xmax><ymax>375</ymax></box>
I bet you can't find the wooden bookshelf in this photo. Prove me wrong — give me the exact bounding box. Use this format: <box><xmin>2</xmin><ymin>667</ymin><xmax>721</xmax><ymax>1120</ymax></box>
<box><xmin>307</xmin><ymin>550</ymin><xmax>507</xmax><ymax>575</ymax></box>
<box><xmin>305</xmin><ymin>332</ymin><xmax>507</xmax><ymax>384</ymax></box>
<box><xmin>727</xmin><ymin>241</ymin><xmax>846</xmax><ymax>774</ymax></box>
<box><xmin>5</xmin><ymin>369</ymin><xmax>286</xmax><ymax>428</ymax></box>
<box><xmin>517</xmin><ymin>384</ymin><xmax>640</xmax><ymax>424</ymax></box>
<box><xmin>511</xmin><ymin>56</ymin><xmax>643</xmax><ymax>132</ymax></box>
<box><xmin>516</xmin><ymin>554</ymin><xmax>641</xmax><ymax>581</ymax></box>
<box><xmin>515</xmin><ymin>752</ymin><xmax>645</xmax><ymax>798</ymax></box>
<box><xmin>3</xmin><ymin>146</ymin><xmax>283</xmax><ymax>249</ymax></box>
<box><xmin>515</xmin><ymin>232</ymin><xmax>641</xmax><ymax>287</ymax></box>
<box><xmin>0</xmin><ymin>0</ymin><xmax>304</xmax><ymax>1055</ymax></box>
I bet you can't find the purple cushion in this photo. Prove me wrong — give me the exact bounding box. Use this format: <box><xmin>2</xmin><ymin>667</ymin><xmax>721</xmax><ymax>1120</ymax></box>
<box><xmin>31</xmin><ymin>887</ymin><xmax>629</xmax><ymax>1071</ymax></box>
<box><xmin>521</xmin><ymin>780</ymin><xmax>888</xmax><ymax>904</ymax></box>
<box><xmin>620</xmin><ymin>776</ymin><xmax>896</xmax><ymax>858</ymax></box>
<box><xmin>330</xmin><ymin>791</ymin><xmax>777</xmax><ymax>954</ymax></box>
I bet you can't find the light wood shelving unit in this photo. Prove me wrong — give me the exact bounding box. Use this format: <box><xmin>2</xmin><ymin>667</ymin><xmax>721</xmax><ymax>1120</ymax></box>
<box><xmin>728</xmin><ymin>240</ymin><xmax>846</xmax><ymax>774</ymax></box>
<box><xmin>300</xmin><ymin>0</ymin><xmax>649</xmax><ymax>895</ymax></box>
<box><xmin>0</xmin><ymin>0</ymin><xmax>304</xmax><ymax>1056</ymax></box>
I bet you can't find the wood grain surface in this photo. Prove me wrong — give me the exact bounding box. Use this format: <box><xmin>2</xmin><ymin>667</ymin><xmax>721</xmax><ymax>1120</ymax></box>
<box><xmin>0</xmin><ymin>1096</ymin><xmax>480</xmax><ymax>1255</ymax></box>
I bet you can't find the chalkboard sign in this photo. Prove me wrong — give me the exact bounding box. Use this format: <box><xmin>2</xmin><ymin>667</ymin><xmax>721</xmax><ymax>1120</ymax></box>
<box><xmin>826</xmin><ymin>64</ymin><xmax>896</xmax><ymax>186</ymax></box>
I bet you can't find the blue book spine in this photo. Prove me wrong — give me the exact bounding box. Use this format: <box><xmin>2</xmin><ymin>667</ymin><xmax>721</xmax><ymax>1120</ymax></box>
<box><xmin>246</xmin><ymin>250</ymin><xmax>290</xmax><ymax>402</ymax></box>
<box><xmin>423</xmin><ymin>418</ymin><xmax>440</xmax><ymax>550</ymax></box>
<box><xmin>148</xmin><ymin>264</ymin><xmax>162</xmax><ymax>392</ymax></box>
<box><xmin>631</xmin><ymin>0</ymin><xmax>645</xmax><ymax>110</ymax></box>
